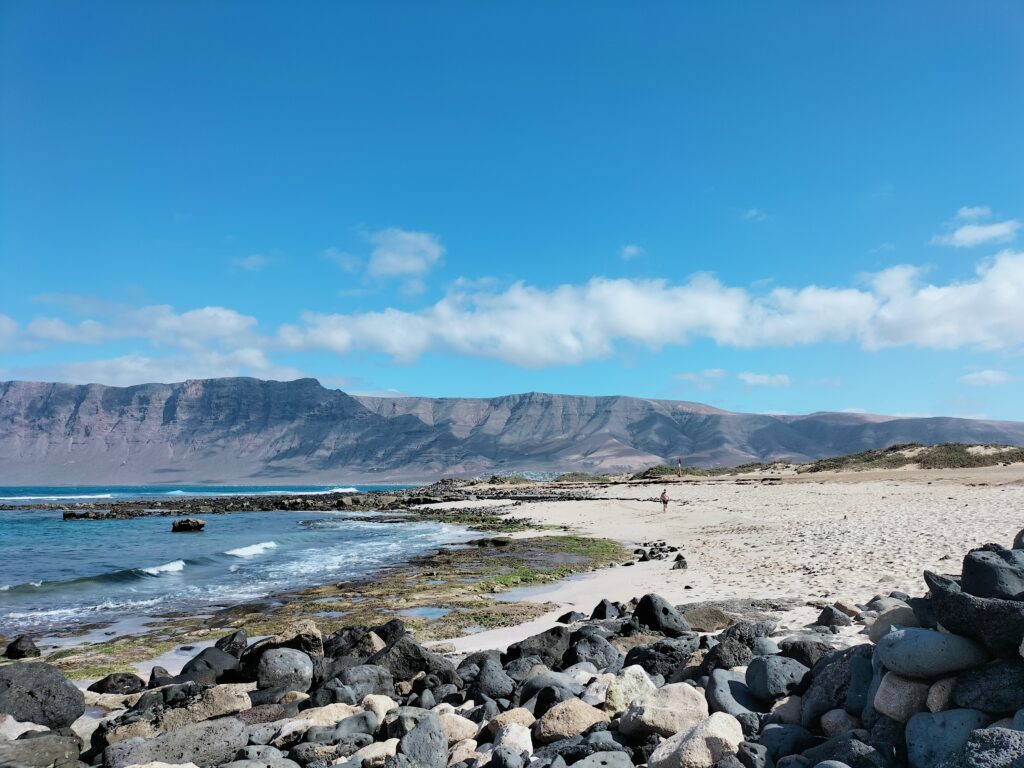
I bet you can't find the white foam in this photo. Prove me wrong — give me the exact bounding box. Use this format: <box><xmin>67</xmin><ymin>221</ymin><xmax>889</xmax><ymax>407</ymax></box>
<box><xmin>225</xmin><ymin>541</ymin><xmax>278</xmax><ymax>558</ymax></box>
<box><xmin>5</xmin><ymin>597</ymin><xmax>163</xmax><ymax>621</ymax></box>
<box><xmin>255</xmin><ymin>487</ymin><xmax>359</xmax><ymax>496</ymax></box>
<box><xmin>0</xmin><ymin>493</ymin><xmax>114</xmax><ymax>501</ymax></box>
<box><xmin>142</xmin><ymin>559</ymin><xmax>186</xmax><ymax>576</ymax></box>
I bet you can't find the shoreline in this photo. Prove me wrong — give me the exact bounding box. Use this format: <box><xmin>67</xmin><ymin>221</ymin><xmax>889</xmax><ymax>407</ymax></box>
<box><xmin>6</xmin><ymin>463</ymin><xmax>1024</xmax><ymax>684</ymax></box>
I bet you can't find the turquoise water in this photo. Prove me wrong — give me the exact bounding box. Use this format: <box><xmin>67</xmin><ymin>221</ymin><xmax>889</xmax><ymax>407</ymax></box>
<box><xmin>0</xmin><ymin>485</ymin><xmax>470</xmax><ymax>635</ymax></box>
<box><xmin>0</xmin><ymin>484</ymin><xmax>407</xmax><ymax>502</ymax></box>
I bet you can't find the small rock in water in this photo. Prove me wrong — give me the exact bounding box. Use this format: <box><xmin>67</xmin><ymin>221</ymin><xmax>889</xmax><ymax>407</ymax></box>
<box><xmin>171</xmin><ymin>517</ymin><xmax>206</xmax><ymax>532</ymax></box>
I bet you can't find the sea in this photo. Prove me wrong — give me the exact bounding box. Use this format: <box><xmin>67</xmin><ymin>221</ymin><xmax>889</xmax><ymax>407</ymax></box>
<box><xmin>0</xmin><ymin>485</ymin><xmax>474</xmax><ymax>636</ymax></box>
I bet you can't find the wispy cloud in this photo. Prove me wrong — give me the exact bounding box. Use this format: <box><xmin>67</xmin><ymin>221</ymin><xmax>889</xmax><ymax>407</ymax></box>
<box><xmin>932</xmin><ymin>206</ymin><xmax>1020</xmax><ymax>248</ymax></box>
<box><xmin>960</xmin><ymin>369</ymin><xmax>1013</xmax><ymax>386</ymax></box>
<box><xmin>741</xmin><ymin>208</ymin><xmax>771</xmax><ymax>222</ymax></box>
<box><xmin>324</xmin><ymin>228</ymin><xmax>445</xmax><ymax>294</ymax></box>
<box><xmin>15</xmin><ymin>349</ymin><xmax>302</xmax><ymax>387</ymax></box>
<box><xmin>620</xmin><ymin>244</ymin><xmax>645</xmax><ymax>260</ymax></box>
<box><xmin>232</xmin><ymin>254</ymin><xmax>268</xmax><ymax>271</ymax></box>
<box><xmin>675</xmin><ymin>368</ymin><xmax>728</xmax><ymax>391</ymax></box>
<box><xmin>738</xmin><ymin>372</ymin><xmax>791</xmax><ymax>387</ymax></box>
<box><xmin>957</xmin><ymin>206</ymin><xmax>992</xmax><ymax>221</ymax></box>
<box><xmin>323</xmin><ymin>247</ymin><xmax>362</xmax><ymax>273</ymax></box>
<box><xmin>367</xmin><ymin>228</ymin><xmax>444</xmax><ymax>289</ymax></box>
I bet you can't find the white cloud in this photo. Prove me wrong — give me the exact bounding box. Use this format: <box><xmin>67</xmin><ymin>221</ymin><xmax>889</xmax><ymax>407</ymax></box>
<box><xmin>863</xmin><ymin>251</ymin><xmax>1024</xmax><ymax>350</ymax></box>
<box><xmin>960</xmin><ymin>369</ymin><xmax>1013</xmax><ymax>386</ymax></box>
<box><xmin>0</xmin><ymin>314</ymin><xmax>19</xmax><ymax>351</ymax></box>
<box><xmin>367</xmin><ymin>228</ymin><xmax>444</xmax><ymax>279</ymax></box>
<box><xmin>738</xmin><ymin>372</ymin><xmax>791</xmax><ymax>387</ymax></box>
<box><xmin>278</xmin><ymin>250</ymin><xmax>1024</xmax><ymax>366</ymax></box>
<box><xmin>933</xmin><ymin>220</ymin><xmax>1020</xmax><ymax>248</ymax></box>
<box><xmin>675</xmin><ymin>368</ymin><xmax>728</xmax><ymax>391</ymax></box>
<box><xmin>957</xmin><ymin>206</ymin><xmax>992</xmax><ymax>221</ymax></box>
<box><xmin>10</xmin><ymin>249</ymin><xmax>1024</xmax><ymax>384</ymax></box>
<box><xmin>621</xmin><ymin>244</ymin><xmax>644</xmax><ymax>260</ymax></box>
<box><xmin>742</xmin><ymin>208</ymin><xmax>770</xmax><ymax>222</ymax></box>
<box><xmin>16</xmin><ymin>349</ymin><xmax>302</xmax><ymax>387</ymax></box>
<box><xmin>232</xmin><ymin>254</ymin><xmax>269</xmax><ymax>271</ymax></box>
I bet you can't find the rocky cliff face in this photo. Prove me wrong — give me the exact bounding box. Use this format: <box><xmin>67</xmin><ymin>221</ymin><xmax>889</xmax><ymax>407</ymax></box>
<box><xmin>1</xmin><ymin>377</ymin><xmax>1023</xmax><ymax>483</ymax></box>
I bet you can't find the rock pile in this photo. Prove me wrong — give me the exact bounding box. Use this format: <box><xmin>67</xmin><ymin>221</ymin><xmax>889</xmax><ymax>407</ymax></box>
<box><xmin>7</xmin><ymin>533</ymin><xmax>1024</xmax><ymax>767</ymax></box>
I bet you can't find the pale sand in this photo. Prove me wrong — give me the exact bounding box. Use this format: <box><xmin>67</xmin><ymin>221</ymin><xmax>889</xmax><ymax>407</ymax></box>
<box><xmin>443</xmin><ymin>465</ymin><xmax>1024</xmax><ymax>653</ymax></box>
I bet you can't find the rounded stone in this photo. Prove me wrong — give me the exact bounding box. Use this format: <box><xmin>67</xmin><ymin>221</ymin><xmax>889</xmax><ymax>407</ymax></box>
<box><xmin>0</xmin><ymin>662</ymin><xmax>85</xmax><ymax>729</ymax></box>
<box><xmin>648</xmin><ymin>712</ymin><xmax>744</xmax><ymax>768</ymax></box>
<box><xmin>876</xmin><ymin>628</ymin><xmax>988</xmax><ymax>679</ymax></box>
<box><xmin>745</xmin><ymin>656</ymin><xmax>809</xmax><ymax>702</ymax></box>
<box><xmin>531</xmin><ymin>698</ymin><xmax>610</xmax><ymax>745</ymax></box>
<box><xmin>926</xmin><ymin>678</ymin><xmax>956</xmax><ymax>713</ymax></box>
<box><xmin>868</xmin><ymin>606</ymin><xmax>919</xmax><ymax>643</ymax></box>
<box><xmin>257</xmin><ymin>648</ymin><xmax>313</xmax><ymax>692</ymax></box>
<box><xmin>619</xmin><ymin>683</ymin><xmax>710</xmax><ymax>738</ymax></box>
<box><xmin>873</xmin><ymin>671</ymin><xmax>929</xmax><ymax>723</ymax></box>
<box><xmin>603</xmin><ymin>664</ymin><xmax>656</xmax><ymax>713</ymax></box>
<box><xmin>820</xmin><ymin>708</ymin><xmax>860</xmax><ymax>737</ymax></box>
<box><xmin>905</xmin><ymin>708</ymin><xmax>991</xmax><ymax>768</ymax></box>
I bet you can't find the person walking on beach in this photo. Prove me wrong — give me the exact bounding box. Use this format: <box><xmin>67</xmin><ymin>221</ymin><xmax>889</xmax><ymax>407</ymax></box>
<box><xmin>660</xmin><ymin>488</ymin><xmax>669</xmax><ymax>513</ymax></box>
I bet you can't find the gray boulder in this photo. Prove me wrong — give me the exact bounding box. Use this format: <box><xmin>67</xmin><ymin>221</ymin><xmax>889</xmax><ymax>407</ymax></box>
<box><xmin>937</xmin><ymin>726</ymin><xmax>1024</xmax><ymax>768</ymax></box>
<box><xmin>623</xmin><ymin>636</ymin><xmax>699</xmax><ymax>678</ymax></box>
<box><xmin>396</xmin><ymin>713</ymin><xmax>446</xmax><ymax>768</ymax></box>
<box><xmin>633</xmin><ymin>593</ymin><xmax>692</xmax><ymax>637</ymax></box>
<box><xmin>337</xmin><ymin>664</ymin><xmax>394</xmax><ymax>699</ymax></box>
<box><xmin>759</xmin><ymin>723</ymin><xmax>816</xmax><ymax>762</ymax></box>
<box><xmin>816</xmin><ymin>607</ymin><xmax>852</xmax><ymax>628</ymax></box>
<box><xmin>707</xmin><ymin>668</ymin><xmax>765</xmax><ymax>717</ymax></box>
<box><xmin>87</xmin><ymin>672</ymin><xmax>146</xmax><ymax>695</ymax></box>
<box><xmin>3</xmin><ymin>636</ymin><xmax>41</xmax><ymax>659</ymax></box>
<box><xmin>473</xmin><ymin>658</ymin><xmax>516</xmax><ymax>699</ymax></box>
<box><xmin>924</xmin><ymin>571</ymin><xmax>1024</xmax><ymax>657</ymax></box>
<box><xmin>563</xmin><ymin>636</ymin><xmax>624</xmax><ymax>673</ymax></box>
<box><xmin>0</xmin><ymin>732</ymin><xmax>80</xmax><ymax>768</ymax></box>
<box><xmin>0</xmin><ymin>662</ymin><xmax>85</xmax><ymax>729</ymax></box>
<box><xmin>746</xmin><ymin>656</ymin><xmax>809</xmax><ymax>701</ymax></box>
<box><xmin>962</xmin><ymin>548</ymin><xmax>1024</xmax><ymax>600</ymax></box>
<box><xmin>574</xmin><ymin>752</ymin><xmax>633</xmax><ymax>768</ymax></box>
<box><xmin>503</xmin><ymin>626</ymin><xmax>571</xmax><ymax>668</ymax></box>
<box><xmin>953</xmin><ymin>661</ymin><xmax>1024</xmax><ymax>713</ymax></box>
<box><xmin>257</xmin><ymin>648</ymin><xmax>313</xmax><ymax>692</ymax></box>
<box><xmin>876</xmin><ymin>628</ymin><xmax>989</xmax><ymax>678</ymax></box>
<box><xmin>370</xmin><ymin>635</ymin><xmax>455</xmax><ymax>681</ymax></box>
<box><xmin>906</xmin><ymin>709</ymin><xmax>991</xmax><ymax>768</ymax></box>
<box><xmin>800</xmin><ymin>734</ymin><xmax>886</xmax><ymax>768</ymax></box>
<box><xmin>103</xmin><ymin>716</ymin><xmax>249</xmax><ymax>767</ymax></box>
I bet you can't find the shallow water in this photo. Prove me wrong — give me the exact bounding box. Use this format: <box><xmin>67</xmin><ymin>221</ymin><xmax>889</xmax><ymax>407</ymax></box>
<box><xmin>0</xmin><ymin>487</ymin><xmax>472</xmax><ymax>635</ymax></box>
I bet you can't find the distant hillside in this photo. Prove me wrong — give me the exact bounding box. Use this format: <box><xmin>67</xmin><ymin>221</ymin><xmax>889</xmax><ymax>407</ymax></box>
<box><xmin>1</xmin><ymin>377</ymin><xmax>1023</xmax><ymax>483</ymax></box>
<box><xmin>631</xmin><ymin>442</ymin><xmax>1024</xmax><ymax>479</ymax></box>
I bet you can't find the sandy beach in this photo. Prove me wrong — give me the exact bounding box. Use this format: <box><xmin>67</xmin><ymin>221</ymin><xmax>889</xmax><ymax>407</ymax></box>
<box><xmin>442</xmin><ymin>465</ymin><xmax>1024</xmax><ymax>652</ymax></box>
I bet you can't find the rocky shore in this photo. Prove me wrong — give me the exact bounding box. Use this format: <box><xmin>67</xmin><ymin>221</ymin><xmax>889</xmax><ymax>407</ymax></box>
<box><xmin>1</xmin><ymin>480</ymin><xmax>601</xmax><ymax>522</ymax></box>
<box><xmin>6</xmin><ymin>531</ymin><xmax>1024</xmax><ymax>768</ymax></box>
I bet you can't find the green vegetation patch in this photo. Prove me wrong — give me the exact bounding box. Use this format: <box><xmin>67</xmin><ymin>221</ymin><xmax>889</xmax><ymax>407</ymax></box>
<box><xmin>48</xmin><ymin>534</ymin><xmax>628</xmax><ymax>679</ymax></box>
<box><xmin>799</xmin><ymin>443</ymin><xmax>1024</xmax><ymax>473</ymax></box>
<box><xmin>554</xmin><ymin>472</ymin><xmax>610</xmax><ymax>483</ymax></box>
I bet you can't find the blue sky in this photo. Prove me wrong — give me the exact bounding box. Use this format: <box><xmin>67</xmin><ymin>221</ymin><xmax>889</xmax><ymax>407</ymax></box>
<box><xmin>2</xmin><ymin>1</ymin><xmax>1024</xmax><ymax>418</ymax></box>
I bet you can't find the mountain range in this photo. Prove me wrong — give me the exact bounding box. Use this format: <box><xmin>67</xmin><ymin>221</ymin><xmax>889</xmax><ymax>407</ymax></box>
<box><xmin>1</xmin><ymin>377</ymin><xmax>1023</xmax><ymax>484</ymax></box>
